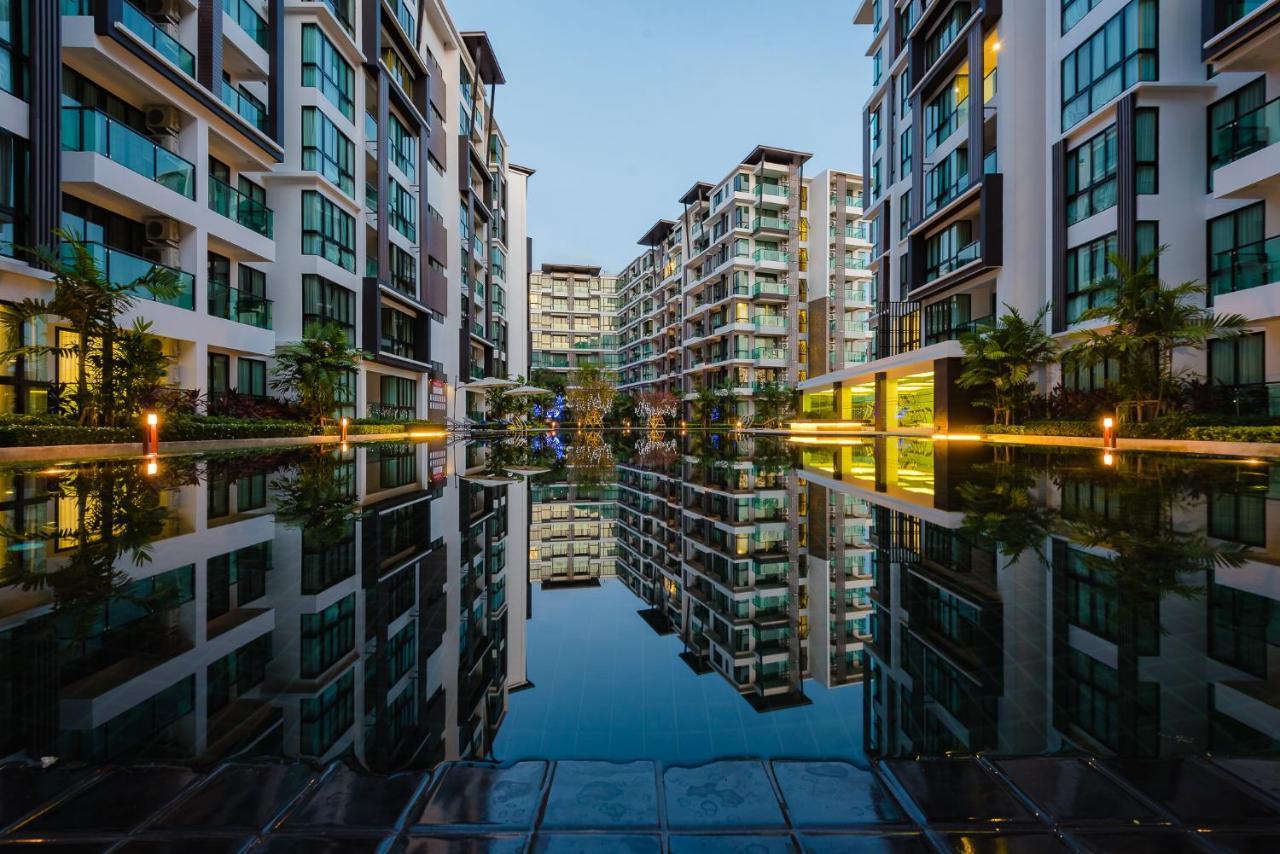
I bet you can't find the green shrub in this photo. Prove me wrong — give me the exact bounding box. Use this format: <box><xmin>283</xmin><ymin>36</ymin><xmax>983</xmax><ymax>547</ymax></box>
<box><xmin>321</xmin><ymin>422</ymin><xmax>408</xmax><ymax>436</ymax></box>
<box><xmin>1183</xmin><ymin>425</ymin><xmax>1280</xmax><ymax>443</ymax></box>
<box><xmin>0</xmin><ymin>415</ymin><xmax>134</xmax><ymax>446</ymax></box>
<box><xmin>982</xmin><ymin>415</ymin><xmax>1280</xmax><ymax>443</ymax></box>
<box><xmin>982</xmin><ymin>420</ymin><xmax>1100</xmax><ymax>437</ymax></box>
<box><xmin>160</xmin><ymin>417</ymin><xmax>313</xmax><ymax>441</ymax></box>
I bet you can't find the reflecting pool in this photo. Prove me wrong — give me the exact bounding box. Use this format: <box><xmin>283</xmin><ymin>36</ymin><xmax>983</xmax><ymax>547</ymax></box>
<box><xmin>1</xmin><ymin>431</ymin><xmax>1278</xmax><ymax>779</ymax></box>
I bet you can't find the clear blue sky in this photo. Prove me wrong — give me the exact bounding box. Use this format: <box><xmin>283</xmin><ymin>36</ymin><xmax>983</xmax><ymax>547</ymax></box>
<box><xmin>455</xmin><ymin>0</ymin><xmax>873</xmax><ymax>274</ymax></box>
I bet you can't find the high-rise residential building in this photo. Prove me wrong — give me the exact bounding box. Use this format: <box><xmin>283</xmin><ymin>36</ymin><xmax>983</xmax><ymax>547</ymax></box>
<box><xmin>616</xmin><ymin>148</ymin><xmax>869</xmax><ymax>423</ymax></box>
<box><xmin>801</xmin><ymin>0</ymin><xmax>1280</xmax><ymax>431</ymax></box>
<box><xmin>528</xmin><ymin>476</ymin><xmax>619</xmax><ymax>586</ymax></box>
<box><xmin>528</xmin><ymin>264</ymin><xmax>621</xmax><ymax>380</ymax></box>
<box><xmin>0</xmin><ymin>0</ymin><xmax>528</xmax><ymax>423</ymax></box>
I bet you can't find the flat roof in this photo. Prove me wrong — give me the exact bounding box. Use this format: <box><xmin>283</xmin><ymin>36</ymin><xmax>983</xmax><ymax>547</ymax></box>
<box><xmin>461</xmin><ymin>32</ymin><xmax>506</xmax><ymax>85</ymax></box>
<box><xmin>509</xmin><ymin>162</ymin><xmax>536</xmax><ymax>176</ymax></box>
<box><xmin>740</xmin><ymin>144</ymin><xmax>813</xmax><ymax>166</ymax></box>
<box><xmin>540</xmin><ymin>263</ymin><xmax>603</xmax><ymax>276</ymax></box>
<box><xmin>638</xmin><ymin>220</ymin><xmax>676</xmax><ymax>247</ymax></box>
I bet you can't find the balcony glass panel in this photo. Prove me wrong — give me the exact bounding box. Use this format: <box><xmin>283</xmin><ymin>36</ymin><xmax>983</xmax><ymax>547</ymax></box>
<box><xmin>122</xmin><ymin>1</ymin><xmax>195</xmax><ymax>76</ymax></box>
<box><xmin>227</xmin><ymin>0</ymin><xmax>269</xmax><ymax>49</ymax></box>
<box><xmin>208</xmin><ymin>176</ymin><xmax>273</xmax><ymax>237</ymax></box>
<box><xmin>209</xmin><ymin>279</ymin><xmax>273</xmax><ymax>329</ymax></box>
<box><xmin>65</xmin><ymin>241</ymin><xmax>195</xmax><ymax>310</ymax></box>
<box><xmin>61</xmin><ymin>105</ymin><xmax>195</xmax><ymax>198</ymax></box>
<box><xmin>1211</xmin><ymin>236</ymin><xmax>1280</xmax><ymax>296</ymax></box>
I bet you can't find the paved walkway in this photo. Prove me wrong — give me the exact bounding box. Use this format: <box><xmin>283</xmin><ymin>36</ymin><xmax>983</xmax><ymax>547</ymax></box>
<box><xmin>1</xmin><ymin>756</ymin><xmax>1277</xmax><ymax>851</ymax></box>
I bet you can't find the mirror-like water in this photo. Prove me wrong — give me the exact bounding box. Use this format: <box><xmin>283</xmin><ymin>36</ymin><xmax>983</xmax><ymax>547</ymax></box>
<box><xmin>1</xmin><ymin>431</ymin><xmax>1276</xmax><ymax>777</ymax></box>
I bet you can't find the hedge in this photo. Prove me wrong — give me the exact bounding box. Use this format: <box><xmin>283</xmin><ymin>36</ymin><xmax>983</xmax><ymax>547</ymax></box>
<box><xmin>0</xmin><ymin>415</ymin><xmax>312</xmax><ymax>446</ymax></box>
<box><xmin>161</xmin><ymin>417</ymin><xmax>313</xmax><ymax>441</ymax></box>
<box><xmin>0</xmin><ymin>418</ymin><xmax>135</xmax><ymax>447</ymax></box>
<box><xmin>982</xmin><ymin>417</ymin><xmax>1280</xmax><ymax>443</ymax></box>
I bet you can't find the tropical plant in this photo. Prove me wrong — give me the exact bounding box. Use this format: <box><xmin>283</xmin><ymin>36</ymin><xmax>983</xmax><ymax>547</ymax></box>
<box><xmin>271</xmin><ymin>322</ymin><xmax>365</xmax><ymax>426</ymax></box>
<box><xmin>692</xmin><ymin>384</ymin><xmax>739</xmax><ymax>428</ymax></box>
<box><xmin>1063</xmin><ymin>249</ymin><xmax>1248</xmax><ymax>423</ymax></box>
<box><xmin>957</xmin><ymin>305</ymin><xmax>1057</xmax><ymax>426</ymax></box>
<box><xmin>0</xmin><ymin>229</ymin><xmax>182</xmax><ymax>426</ymax></box>
<box><xmin>753</xmin><ymin>381</ymin><xmax>796</xmax><ymax>429</ymax></box>
<box><xmin>565</xmin><ymin>364</ymin><xmax>615</xmax><ymax>428</ymax></box>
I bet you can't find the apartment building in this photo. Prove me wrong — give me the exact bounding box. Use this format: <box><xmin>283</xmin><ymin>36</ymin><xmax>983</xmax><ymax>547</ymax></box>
<box><xmin>799</xmin><ymin>0</ymin><xmax>1280</xmax><ymax>431</ymax></box>
<box><xmin>528</xmin><ymin>476</ymin><xmax>619</xmax><ymax>585</ymax></box>
<box><xmin>528</xmin><ymin>263</ymin><xmax>621</xmax><ymax>380</ymax></box>
<box><xmin>0</xmin><ymin>0</ymin><xmax>528</xmax><ymax>423</ymax></box>
<box><xmin>615</xmin><ymin>149</ymin><xmax>870</xmax><ymax>424</ymax></box>
<box><xmin>0</xmin><ymin>439</ymin><xmax>524</xmax><ymax>767</ymax></box>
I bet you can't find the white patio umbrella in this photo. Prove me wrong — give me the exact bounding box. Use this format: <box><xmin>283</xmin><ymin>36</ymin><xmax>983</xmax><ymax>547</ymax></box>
<box><xmin>506</xmin><ymin>385</ymin><xmax>552</xmax><ymax>396</ymax></box>
<box><xmin>463</xmin><ymin>377</ymin><xmax>518</xmax><ymax>390</ymax></box>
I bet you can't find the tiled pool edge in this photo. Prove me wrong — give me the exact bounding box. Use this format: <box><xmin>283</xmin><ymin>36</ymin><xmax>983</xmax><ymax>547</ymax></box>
<box><xmin>0</xmin><ymin>432</ymin><xmax>416</xmax><ymax>464</ymax></box>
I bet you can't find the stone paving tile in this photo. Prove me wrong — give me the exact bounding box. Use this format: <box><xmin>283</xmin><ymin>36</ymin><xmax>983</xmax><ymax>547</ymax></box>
<box><xmin>540</xmin><ymin>761</ymin><xmax>659</xmax><ymax>830</ymax></box>
<box><xmin>155</xmin><ymin>764</ymin><xmax>317</xmax><ymax>832</ymax></box>
<box><xmin>994</xmin><ymin>757</ymin><xmax>1164</xmax><ymax>825</ymax></box>
<box><xmin>883</xmin><ymin>758</ymin><xmax>1034</xmax><ymax>826</ymax></box>
<box><xmin>113</xmin><ymin>838</ymin><xmax>252</xmax><ymax>853</ymax></box>
<box><xmin>1209</xmin><ymin>758</ymin><xmax>1280</xmax><ymax>803</ymax></box>
<box><xmin>1067</xmin><ymin>830</ymin><xmax>1209</xmax><ymax>853</ymax></box>
<box><xmin>412</xmin><ymin>762</ymin><xmax>548</xmax><ymax>831</ymax></box>
<box><xmin>247</xmin><ymin>835</ymin><xmax>390</xmax><ymax>853</ymax></box>
<box><xmin>401</xmin><ymin>836</ymin><xmax>528</xmax><ymax>853</ymax></box>
<box><xmin>771</xmin><ymin>761</ymin><xmax>906</xmax><ymax>828</ymax></box>
<box><xmin>0</xmin><ymin>765</ymin><xmax>95</xmax><ymax>830</ymax></box>
<box><xmin>1101</xmin><ymin>758</ymin><xmax>1280</xmax><ymax>826</ymax></box>
<box><xmin>529</xmin><ymin>833</ymin><xmax>662</xmax><ymax>853</ymax></box>
<box><xmin>13</xmin><ymin>767</ymin><xmax>200</xmax><ymax>835</ymax></box>
<box><xmin>797</xmin><ymin>833</ymin><xmax>932</xmax><ymax>853</ymax></box>
<box><xmin>941</xmin><ymin>832</ymin><xmax>1069</xmax><ymax>852</ymax></box>
<box><xmin>663</xmin><ymin>761</ymin><xmax>786</xmax><ymax>830</ymax></box>
<box><xmin>667</xmin><ymin>834</ymin><xmax>798</xmax><ymax>853</ymax></box>
<box><xmin>280</xmin><ymin>767</ymin><xmax>427</xmax><ymax>831</ymax></box>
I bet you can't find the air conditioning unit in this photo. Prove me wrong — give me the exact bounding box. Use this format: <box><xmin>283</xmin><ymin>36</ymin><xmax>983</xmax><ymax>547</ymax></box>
<box><xmin>144</xmin><ymin>0</ymin><xmax>182</xmax><ymax>24</ymax></box>
<box><xmin>143</xmin><ymin>244</ymin><xmax>181</xmax><ymax>269</ymax></box>
<box><xmin>145</xmin><ymin>105</ymin><xmax>182</xmax><ymax>136</ymax></box>
<box><xmin>145</xmin><ymin>217</ymin><xmax>181</xmax><ymax>245</ymax></box>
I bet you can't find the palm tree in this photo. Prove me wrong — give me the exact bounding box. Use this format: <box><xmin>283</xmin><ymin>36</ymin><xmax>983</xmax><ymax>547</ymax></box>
<box><xmin>753</xmin><ymin>381</ymin><xmax>796</xmax><ymax>429</ymax></box>
<box><xmin>1063</xmin><ymin>249</ymin><xmax>1248</xmax><ymax>423</ymax></box>
<box><xmin>957</xmin><ymin>304</ymin><xmax>1057</xmax><ymax>425</ymax></box>
<box><xmin>1</xmin><ymin>229</ymin><xmax>182</xmax><ymax>425</ymax></box>
<box><xmin>271</xmin><ymin>322</ymin><xmax>365</xmax><ymax>426</ymax></box>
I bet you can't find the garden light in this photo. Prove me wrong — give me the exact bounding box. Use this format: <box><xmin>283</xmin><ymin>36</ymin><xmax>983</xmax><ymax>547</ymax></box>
<box><xmin>143</xmin><ymin>411</ymin><xmax>159</xmax><ymax>455</ymax></box>
<box><xmin>1102</xmin><ymin>416</ymin><xmax>1115</xmax><ymax>449</ymax></box>
<box><xmin>340</xmin><ymin>416</ymin><xmax>349</xmax><ymax>443</ymax></box>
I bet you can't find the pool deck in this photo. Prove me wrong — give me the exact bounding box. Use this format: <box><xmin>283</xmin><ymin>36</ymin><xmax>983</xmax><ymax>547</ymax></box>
<box><xmin>1</xmin><ymin>755</ymin><xmax>1276</xmax><ymax>851</ymax></box>
<box><xmin>0</xmin><ymin>432</ymin><xmax>413</xmax><ymax>464</ymax></box>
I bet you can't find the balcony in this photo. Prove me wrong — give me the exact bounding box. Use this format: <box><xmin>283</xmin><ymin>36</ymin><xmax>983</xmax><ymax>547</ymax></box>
<box><xmin>925</xmin><ymin>241</ymin><xmax>981</xmax><ymax>283</ymax></box>
<box><xmin>924</xmin><ymin>313</ymin><xmax>994</xmax><ymax>346</ymax></box>
<box><xmin>924</xmin><ymin>169</ymin><xmax>971</xmax><ymax>218</ymax></box>
<box><xmin>842</xmin><ymin>285</ymin><xmax>872</xmax><ymax>303</ymax></box>
<box><xmin>753</xmin><ymin>249</ymin><xmax>790</xmax><ymax>266</ymax></box>
<box><xmin>1210</xmin><ymin>236</ymin><xmax>1280</xmax><ymax>296</ymax></box>
<box><xmin>226</xmin><ymin>0</ymin><xmax>269</xmax><ymax>49</ymax></box>
<box><xmin>209</xmin><ymin>280</ymin><xmax>272</xmax><ymax>329</ymax></box>
<box><xmin>752</xmin><ymin>281</ymin><xmax>790</xmax><ymax>299</ymax></box>
<box><xmin>754</xmin><ymin>184</ymin><xmax>790</xmax><ymax>203</ymax></box>
<box><xmin>752</xmin><ymin>314</ymin><xmax>789</xmax><ymax>331</ymax></box>
<box><xmin>753</xmin><ymin>346</ymin><xmax>787</xmax><ymax>362</ymax></box>
<box><xmin>209</xmin><ymin>176</ymin><xmax>273</xmax><ymax>238</ymax></box>
<box><xmin>121</xmin><ymin>0</ymin><xmax>194</xmax><ymax>76</ymax></box>
<box><xmin>924</xmin><ymin>98</ymin><xmax>969</xmax><ymax>156</ymax></box>
<box><xmin>222</xmin><ymin>80</ymin><xmax>268</xmax><ymax>132</ymax></box>
<box><xmin>1210</xmin><ymin>95</ymin><xmax>1280</xmax><ymax>197</ymax></box>
<box><xmin>1204</xmin><ymin>381</ymin><xmax>1280</xmax><ymax>418</ymax></box>
<box><xmin>1203</xmin><ymin>0</ymin><xmax>1280</xmax><ymax>70</ymax></box>
<box><xmin>752</xmin><ymin>216</ymin><xmax>791</xmax><ymax>234</ymax></box>
<box><xmin>62</xmin><ymin>105</ymin><xmax>195</xmax><ymax>198</ymax></box>
<box><xmin>67</xmin><ymin>242</ymin><xmax>195</xmax><ymax>310</ymax></box>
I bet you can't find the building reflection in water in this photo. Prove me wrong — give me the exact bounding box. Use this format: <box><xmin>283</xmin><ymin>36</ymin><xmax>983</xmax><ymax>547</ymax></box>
<box><xmin>0</xmin><ymin>439</ymin><xmax>523</xmax><ymax>771</ymax></box>
<box><xmin>2</xmin><ymin>434</ymin><xmax>1277</xmax><ymax>771</ymax></box>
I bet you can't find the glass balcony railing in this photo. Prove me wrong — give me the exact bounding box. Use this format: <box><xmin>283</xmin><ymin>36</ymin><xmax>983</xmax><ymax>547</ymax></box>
<box><xmin>753</xmin><ymin>249</ymin><xmax>790</xmax><ymax>264</ymax></box>
<box><xmin>752</xmin><ymin>281</ymin><xmax>790</xmax><ymax>298</ymax></box>
<box><xmin>394</xmin><ymin>0</ymin><xmax>417</xmax><ymax>40</ymax></box>
<box><xmin>924</xmin><ymin>98</ymin><xmax>969</xmax><ymax>155</ymax></box>
<box><xmin>227</xmin><ymin>0</ymin><xmax>269</xmax><ymax>49</ymax></box>
<box><xmin>752</xmin><ymin>216</ymin><xmax>791</xmax><ymax>232</ymax></box>
<box><xmin>472</xmin><ymin>321</ymin><xmax>485</xmax><ymax>338</ymax></box>
<box><xmin>841</xmin><ymin>320</ymin><xmax>870</xmax><ymax>334</ymax></box>
<box><xmin>754</xmin><ymin>183</ymin><xmax>789</xmax><ymax>199</ymax></box>
<box><xmin>752</xmin><ymin>314</ymin><xmax>789</xmax><ymax>330</ymax></box>
<box><xmin>842</xmin><ymin>285</ymin><xmax>872</xmax><ymax>303</ymax></box>
<box><xmin>222</xmin><ymin>80</ymin><xmax>268</xmax><ymax>131</ymax></box>
<box><xmin>208</xmin><ymin>176</ymin><xmax>273</xmax><ymax>237</ymax></box>
<box><xmin>753</xmin><ymin>346</ymin><xmax>787</xmax><ymax>361</ymax></box>
<box><xmin>924</xmin><ymin>169</ymin><xmax>971</xmax><ymax>217</ymax></box>
<box><xmin>122</xmin><ymin>1</ymin><xmax>195</xmax><ymax>76</ymax></box>
<box><xmin>983</xmin><ymin>67</ymin><xmax>997</xmax><ymax>103</ymax></box>
<box><xmin>1210</xmin><ymin>236</ymin><xmax>1280</xmax><ymax>296</ymax></box>
<box><xmin>66</xmin><ymin>242</ymin><xmax>195</xmax><ymax>310</ymax></box>
<box><xmin>61</xmin><ymin>105</ymin><xmax>195</xmax><ymax>198</ymax></box>
<box><xmin>842</xmin><ymin>255</ymin><xmax>871</xmax><ymax>270</ymax></box>
<box><xmin>925</xmin><ymin>241</ymin><xmax>981</xmax><ymax>281</ymax></box>
<box><xmin>1210</xmin><ymin>95</ymin><xmax>1280</xmax><ymax>173</ymax></box>
<box><xmin>1211</xmin><ymin>0</ymin><xmax>1270</xmax><ymax>35</ymax></box>
<box><xmin>208</xmin><ymin>279</ymin><xmax>272</xmax><ymax>329</ymax></box>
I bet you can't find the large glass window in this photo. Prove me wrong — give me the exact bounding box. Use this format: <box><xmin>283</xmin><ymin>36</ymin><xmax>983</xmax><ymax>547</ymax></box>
<box><xmin>1061</xmin><ymin>0</ymin><xmax>1158</xmax><ymax>130</ymax></box>
<box><xmin>924</xmin><ymin>221</ymin><xmax>976</xmax><ymax>282</ymax></box>
<box><xmin>0</xmin><ymin>129</ymin><xmax>26</xmax><ymax>256</ymax></box>
<box><xmin>387</xmin><ymin>178</ymin><xmax>416</xmax><ymax>241</ymax></box>
<box><xmin>1208</xmin><ymin>77</ymin><xmax>1267</xmax><ymax>185</ymax></box>
<box><xmin>301</xmin><ymin>190</ymin><xmax>355</xmax><ymax>271</ymax></box>
<box><xmin>925</xmin><ymin>2</ymin><xmax>971</xmax><ymax>68</ymax></box>
<box><xmin>302</xmin><ymin>274</ymin><xmax>356</xmax><ymax>342</ymax></box>
<box><xmin>1065</xmin><ymin>125</ymin><xmax>1117</xmax><ymax>225</ymax></box>
<box><xmin>924</xmin><ymin>73</ymin><xmax>969</xmax><ymax>155</ymax></box>
<box><xmin>1210</xmin><ymin>333</ymin><xmax>1264</xmax><ymax>388</ymax></box>
<box><xmin>389</xmin><ymin>243</ymin><xmax>416</xmax><ymax>297</ymax></box>
<box><xmin>300</xmin><ymin>669</ymin><xmax>354</xmax><ymax>755</ymax></box>
<box><xmin>1135</xmin><ymin>107</ymin><xmax>1158</xmax><ymax>194</ymax></box>
<box><xmin>300</xmin><ymin>593</ymin><xmax>355</xmax><ymax>678</ymax></box>
<box><xmin>1064</xmin><ymin>232</ymin><xmax>1117</xmax><ymax>323</ymax></box>
<box><xmin>0</xmin><ymin>0</ymin><xmax>25</xmax><ymax>99</ymax></box>
<box><xmin>1062</xmin><ymin>0</ymin><xmax>1103</xmax><ymax>34</ymax></box>
<box><xmin>1208</xmin><ymin>202</ymin><xmax>1266</xmax><ymax>296</ymax></box>
<box><xmin>380</xmin><ymin>306</ymin><xmax>417</xmax><ymax>359</ymax></box>
<box><xmin>301</xmin><ymin>107</ymin><xmax>355</xmax><ymax>197</ymax></box>
<box><xmin>238</xmin><ymin>357</ymin><xmax>266</xmax><ymax>396</ymax></box>
<box><xmin>301</xmin><ymin>24</ymin><xmax>354</xmax><ymax>121</ymax></box>
<box><xmin>388</xmin><ymin>112</ymin><xmax>416</xmax><ymax>181</ymax></box>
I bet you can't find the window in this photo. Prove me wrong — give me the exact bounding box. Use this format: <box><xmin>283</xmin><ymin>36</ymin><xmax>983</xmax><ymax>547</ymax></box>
<box><xmin>0</xmin><ymin>130</ymin><xmax>27</xmax><ymax>256</ymax></box>
<box><xmin>238</xmin><ymin>358</ymin><xmax>266</xmax><ymax>396</ymax></box>
<box><xmin>1062</xmin><ymin>0</ymin><xmax>1103</xmax><ymax>34</ymax></box>
<box><xmin>899</xmin><ymin>127</ymin><xmax>912</xmax><ymax>180</ymax></box>
<box><xmin>302</xmin><ymin>107</ymin><xmax>354</xmax><ymax>197</ymax></box>
<box><xmin>924</xmin><ymin>147</ymin><xmax>968</xmax><ymax>217</ymax></box>
<box><xmin>1061</xmin><ymin>0</ymin><xmax>1158</xmax><ymax>130</ymax></box>
<box><xmin>0</xmin><ymin>0</ymin><xmax>26</xmax><ymax>99</ymax></box>
<box><xmin>1065</xmin><ymin>125</ymin><xmax>1117</xmax><ymax>225</ymax></box>
<box><xmin>303</xmin><ymin>274</ymin><xmax>356</xmax><ymax>342</ymax></box>
<box><xmin>301</xmin><ymin>24</ymin><xmax>353</xmax><ymax>120</ymax></box>
<box><xmin>382</xmin><ymin>44</ymin><xmax>413</xmax><ymax>94</ymax></box>
<box><xmin>872</xmin><ymin>49</ymin><xmax>882</xmax><ymax>87</ymax></box>
<box><xmin>1063</xmin><ymin>355</ymin><xmax>1119</xmax><ymax>392</ymax></box>
<box><xmin>388</xmin><ymin>112</ymin><xmax>416</xmax><ymax>180</ymax></box>
<box><xmin>389</xmin><ymin>243</ymin><xmax>416</xmax><ymax>297</ymax></box>
<box><xmin>1065</xmin><ymin>232</ymin><xmax>1117</xmax><ymax>323</ymax></box>
<box><xmin>899</xmin><ymin>189</ymin><xmax>912</xmax><ymax>240</ymax></box>
<box><xmin>924</xmin><ymin>221</ymin><xmax>976</xmax><ymax>282</ymax></box>
<box><xmin>898</xmin><ymin>65</ymin><xmax>912</xmax><ymax>118</ymax></box>
<box><xmin>380</xmin><ymin>306</ymin><xmax>417</xmax><ymax>359</ymax></box>
<box><xmin>1208</xmin><ymin>77</ymin><xmax>1267</xmax><ymax>182</ymax></box>
<box><xmin>301</xmin><ymin>191</ymin><xmax>355</xmax><ymax>271</ymax></box>
<box><xmin>388</xmin><ymin>178</ymin><xmax>416</xmax><ymax>241</ymax></box>
<box><xmin>1208</xmin><ymin>202</ymin><xmax>1265</xmax><ymax>296</ymax></box>
<box><xmin>1210</xmin><ymin>333</ymin><xmax>1264</xmax><ymax>388</ymax></box>
<box><xmin>300</xmin><ymin>593</ymin><xmax>355</xmax><ymax>678</ymax></box>
<box><xmin>380</xmin><ymin>375</ymin><xmax>417</xmax><ymax>417</ymax></box>
<box><xmin>869</xmin><ymin>106</ymin><xmax>881</xmax><ymax>150</ymax></box>
<box><xmin>924</xmin><ymin>73</ymin><xmax>969</xmax><ymax>154</ymax></box>
<box><xmin>1209</xmin><ymin>582</ymin><xmax>1277</xmax><ymax>677</ymax></box>
<box><xmin>925</xmin><ymin>2</ymin><xmax>971</xmax><ymax>68</ymax></box>
<box><xmin>1135</xmin><ymin>107</ymin><xmax>1158</xmax><ymax>193</ymax></box>
<box><xmin>300</xmin><ymin>669</ymin><xmax>354</xmax><ymax>755</ymax></box>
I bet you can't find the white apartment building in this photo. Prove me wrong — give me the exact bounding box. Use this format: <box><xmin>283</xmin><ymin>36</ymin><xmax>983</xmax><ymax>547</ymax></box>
<box><xmin>528</xmin><ymin>263</ymin><xmax>621</xmax><ymax>381</ymax></box>
<box><xmin>800</xmin><ymin>0</ymin><xmax>1280</xmax><ymax>432</ymax></box>
<box><xmin>0</xmin><ymin>0</ymin><xmax>529</xmax><ymax>423</ymax></box>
